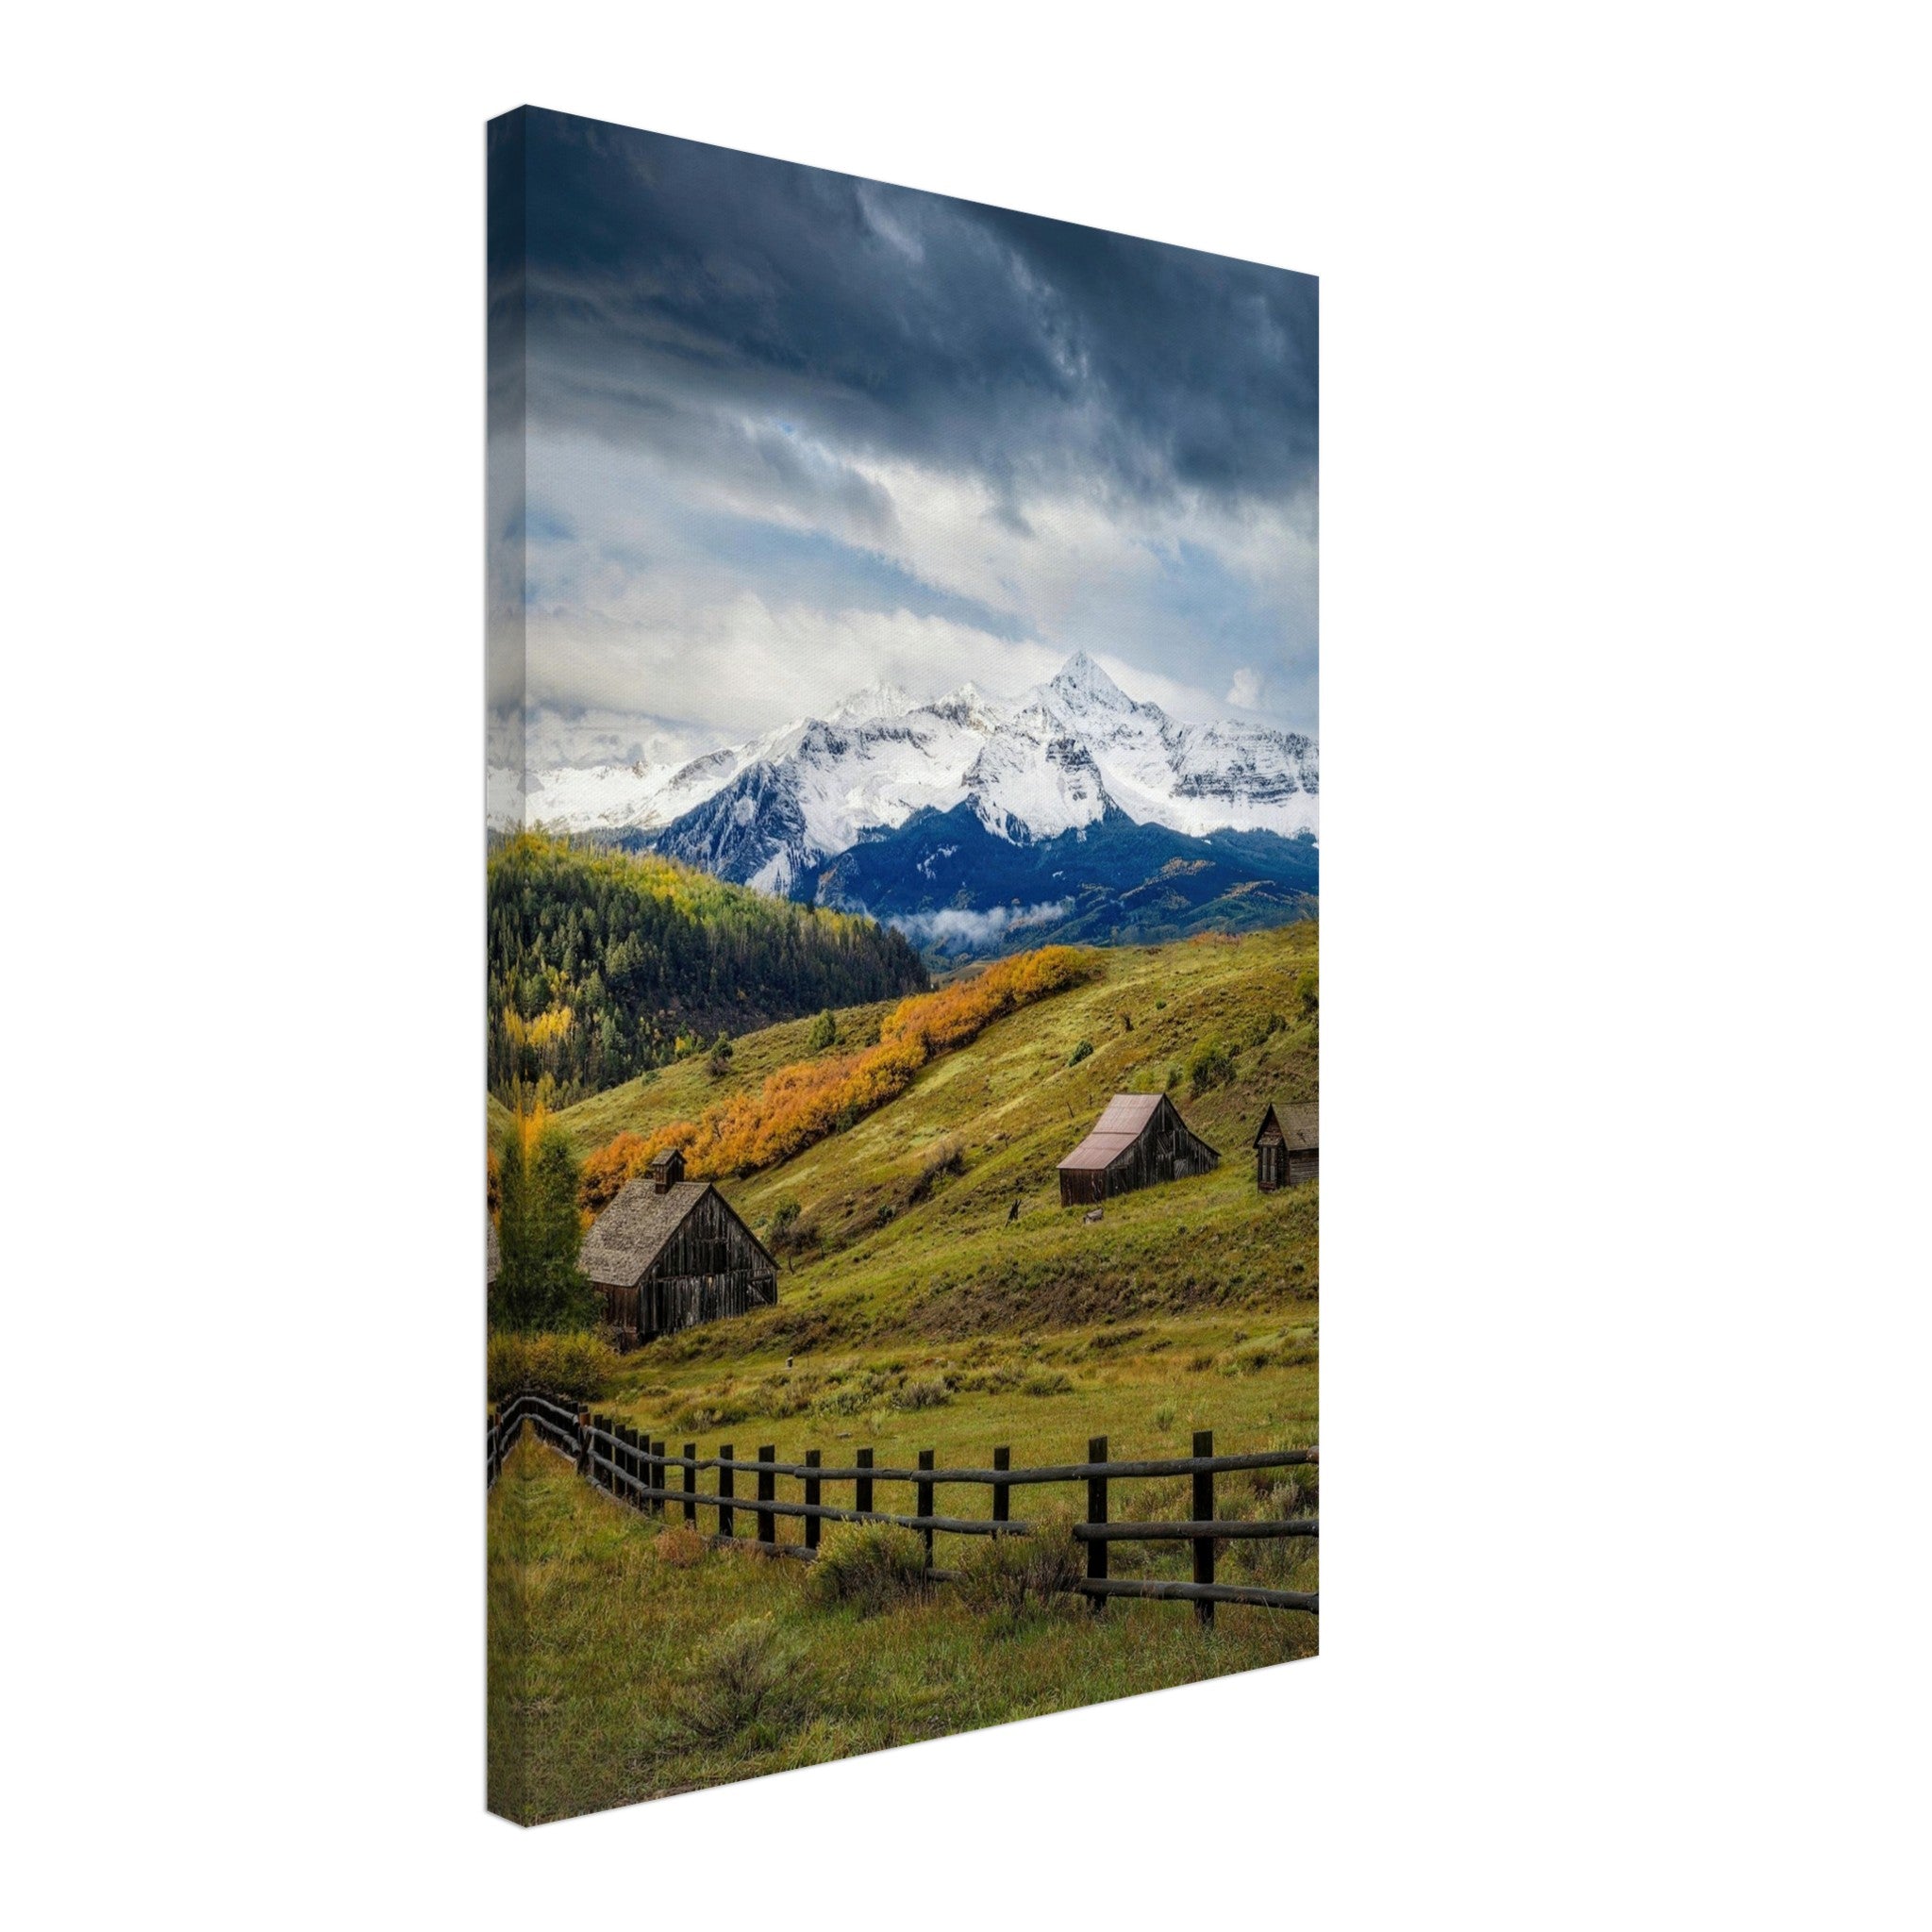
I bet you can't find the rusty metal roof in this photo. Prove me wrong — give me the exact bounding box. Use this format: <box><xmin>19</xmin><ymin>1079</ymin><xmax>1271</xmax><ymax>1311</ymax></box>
<box><xmin>1058</xmin><ymin>1093</ymin><xmax>1166</xmax><ymax>1172</ymax></box>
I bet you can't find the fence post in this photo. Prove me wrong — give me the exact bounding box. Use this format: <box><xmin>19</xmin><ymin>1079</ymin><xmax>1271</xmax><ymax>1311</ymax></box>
<box><xmin>620</xmin><ymin>1424</ymin><xmax>636</xmax><ymax>1507</ymax></box>
<box><xmin>805</xmin><ymin>1449</ymin><xmax>822</xmax><ymax>1553</ymax></box>
<box><xmin>576</xmin><ymin>1408</ymin><xmax>591</xmax><ymax>1480</ymax></box>
<box><xmin>1192</xmin><ymin>1428</ymin><xmax>1215</xmax><ymax>1628</ymax></box>
<box><xmin>917</xmin><ymin>1449</ymin><xmax>935</xmax><ymax>1570</ymax></box>
<box><xmin>718</xmin><ymin>1445</ymin><xmax>735</xmax><ymax>1540</ymax></box>
<box><xmin>1088</xmin><ymin>1434</ymin><xmax>1109</xmax><ymax>1611</ymax></box>
<box><xmin>589</xmin><ymin>1415</ymin><xmax>604</xmax><ymax>1488</ymax></box>
<box><xmin>992</xmin><ymin>1446</ymin><xmax>1009</xmax><ymax>1525</ymax></box>
<box><xmin>757</xmin><ymin>1444</ymin><xmax>776</xmax><ymax>1549</ymax></box>
<box><xmin>682</xmin><ymin>1442</ymin><xmax>697</xmax><ymax>1525</ymax></box>
<box><xmin>651</xmin><ymin>1441</ymin><xmax>666</xmax><ymax>1516</ymax></box>
<box><xmin>856</xmin><ymin>1446</ymin><xmax>874</xmax><ymax>1516</ymax></box>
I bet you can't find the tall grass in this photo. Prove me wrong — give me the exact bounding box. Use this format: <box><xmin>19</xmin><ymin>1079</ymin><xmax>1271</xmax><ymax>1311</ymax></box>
<box><xmin>807</xmin><ymin>1522</ymin><xmax>932</xmax><ymax>1615</ymax></box>
<box><xmin>488</xmin><ymin>1329</ymin><xmax>619</xmax><ymax>1403</ymax></box>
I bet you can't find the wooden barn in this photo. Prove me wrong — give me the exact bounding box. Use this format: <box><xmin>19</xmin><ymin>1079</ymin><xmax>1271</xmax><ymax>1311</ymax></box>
<box><xmin>577</xmin><ymin>1148</ymin><xmax>777</xmax><ymax>1348</ymax></box>
<box><xmin>1254</xmin><ymin>1103</ymin><xmax>1319</xmax><ymax>1191</ymax></box>
<box><xmin>1058</xmin><ymin>1093</ymin><xmax>1220</xmax><ymax>1208</ymax></box>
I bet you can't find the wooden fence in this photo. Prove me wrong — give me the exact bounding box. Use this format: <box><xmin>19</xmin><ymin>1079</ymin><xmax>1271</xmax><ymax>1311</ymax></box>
<box><xmin>491</xmin><ymin>1390</ymin><xmax>1317</xmax><ymax>1624</ymax></box>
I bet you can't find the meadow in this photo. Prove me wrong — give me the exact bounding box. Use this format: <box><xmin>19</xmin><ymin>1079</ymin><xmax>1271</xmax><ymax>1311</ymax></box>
<box><xmin>490</xmin><ymin>1429</ymin><xmax>1316</xmax><ymax>1824</ymax></box>
<box><xmin>490</xmin><ymin>921</ymin><xmax>1318</xmax><ymax>1821</ymax></box>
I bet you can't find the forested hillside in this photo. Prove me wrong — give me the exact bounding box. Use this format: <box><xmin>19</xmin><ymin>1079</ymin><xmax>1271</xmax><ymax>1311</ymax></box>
<box><xmin>488</xmin><ymin>834</ymin><xmax>927</xmax><ymax>1105</ymax></box>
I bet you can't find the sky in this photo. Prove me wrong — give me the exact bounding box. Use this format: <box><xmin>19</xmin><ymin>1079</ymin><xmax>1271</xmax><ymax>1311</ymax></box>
<box><xmin>491</xmin><ymin>108</ymin><xmax>1318</xmax><ymax>770</ymax></box>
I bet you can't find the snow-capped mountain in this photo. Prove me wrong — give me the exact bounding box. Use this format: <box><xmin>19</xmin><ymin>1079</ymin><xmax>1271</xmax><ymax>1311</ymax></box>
<box><xmin>523</xmin><ymin>652</ymin><xmax>1318</xmax><ymax>899</ymax></box>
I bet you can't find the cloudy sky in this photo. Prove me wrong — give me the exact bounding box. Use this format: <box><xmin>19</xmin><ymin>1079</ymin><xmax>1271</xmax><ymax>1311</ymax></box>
<box><xmin>491</xmin><ymin>108</ymin><xmax>1317</xmax><ymax>768</ymax></box>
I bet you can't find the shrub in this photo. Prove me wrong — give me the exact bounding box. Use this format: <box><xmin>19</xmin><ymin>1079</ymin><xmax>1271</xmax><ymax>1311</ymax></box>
<box><xmin>1152</xmin><ymin>1400</ymin><xmax>1179</xmax><ymax>1431</ymax></box>
<box><xmin>653</xmin><ymin>1524</ymin><xmax>707</xmax><ymax>1568</ymax></box>
<box><xmin>908</xmin><ymin>1132</ymin><xmax>966</xmax><ymax>1203</ymax></box>
<box><xmin>957</xmin><ymin>1505</ymin><xmax>1083</xmax><ymax>1623</ymax></box>
<box><xmin>1187</xmin><ymin>1039</ymin><xmax>1237</xmax><ymax>1097</ymax></box>
<box><xmin>811</xmin><ymin>1369</ymin><xmax>893</xmax><ymax>1419</ymax></box>
<box><xmin>487</xmin><ymin>1329</ymin><xmax>618</xmax><ymax>1402</ymax></box>
<box><xmin>806</xmin><ymin>1008</ymin><xmax>838</xmax><ymax>1053</ymax></box>
<box><xmin>891</xmin><ymin>1375</ymin><xmax>951</xmax><ymax>1411</ymax></box>
<box><xmin>706</xmin><ymin>1035</ymin><xmax>735</xmax><ymax>1078</ymax></box>
<box><xmin>1068</xmin><ymin>1039</ymin><xmax>1093</xmax><ymax>1066</ymax></box>
<box><xmin>672</xmin><ymin>1617</ymin><xmax>807</xmax><ymax>1744</ymax></box>
<box><xmin>1297</xmin><ymin>969</ymin><xmax>1319</xmax><ymax>1019</ymax></box>
<box><xmin>1020</xmin><ymin>1370</ymin><xmax>1072</xmax><ymax>1397</ymax></box>
<box><xmin>808</xmin><ymin>1522</ymin><xmax>931</xmax><ymax>1615</ymax></box>
<box><xmin>767</xmin><ymin>1198</ymin><xmax>820</xmax><ymax>1258</ymax></box>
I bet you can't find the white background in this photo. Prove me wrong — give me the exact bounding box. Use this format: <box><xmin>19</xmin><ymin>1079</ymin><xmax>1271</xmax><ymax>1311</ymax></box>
<box><xmin>6</xmin><ymin>3</ymin><xmax>1927</xmax><ymax>1924</ymax></box>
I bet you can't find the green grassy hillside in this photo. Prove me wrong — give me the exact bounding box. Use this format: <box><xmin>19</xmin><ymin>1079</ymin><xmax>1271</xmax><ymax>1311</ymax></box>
<box><xmin>554</xmin><ymin>923</ymin><xmax>1318</xmax><ymax>1464</ymax></box>
<box><xmin>494</xmin><ymin>924</ymin><xmax>1318</xmax><ymax>1820</ymax></box>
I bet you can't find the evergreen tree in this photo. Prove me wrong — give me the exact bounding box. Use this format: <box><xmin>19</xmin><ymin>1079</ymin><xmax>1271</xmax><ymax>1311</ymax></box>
<box><xmin>490</xmin><ymin>1116</ymin><xmax>596</xmax><ymax>1333</ymax></box>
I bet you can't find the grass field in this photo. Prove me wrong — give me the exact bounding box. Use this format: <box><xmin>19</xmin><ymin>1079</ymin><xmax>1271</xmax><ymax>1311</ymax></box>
<box><xmin>491</xmin><ymin>922</ymin><xmax>1318</xmax><ymax>1822</ymax></box>
<box><xmin>490</xmin><ymin>1430</ymin><xmax>1316</xmax><ymax>1824</ymax></box>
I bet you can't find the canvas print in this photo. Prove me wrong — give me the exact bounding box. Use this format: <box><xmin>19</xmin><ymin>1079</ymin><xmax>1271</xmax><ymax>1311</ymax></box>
<box><xmin>487</xmin><ymin>106</ymin><xmax>1318</xmax><ymax>1825</ymax></box>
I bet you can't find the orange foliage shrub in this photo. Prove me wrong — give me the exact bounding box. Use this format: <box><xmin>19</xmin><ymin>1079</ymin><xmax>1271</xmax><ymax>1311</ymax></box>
<box><xmin>580</xmin><ymin>946</ymin><xmax>1095</xmax><ymax>1204</ymax></box>
<box><xmin>580</xmin><ymin>1131</ymin><xmax>650</xmax><ymax>1214</ymax></box>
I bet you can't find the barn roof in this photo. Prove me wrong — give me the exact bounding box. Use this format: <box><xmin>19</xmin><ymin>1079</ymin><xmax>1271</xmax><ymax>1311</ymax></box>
<box><xmin>1058</xmin><ymin>1093</ymin><xmax>1167</xmax><ymax>1173</ymax></box>
<box><xmin>578</xmin><ymin>1177</ymin><xmax>776</xmax><ymax>1289</ymax></box>
<box><xmin>580</xmin><ymin>1178</ymin><xmax>712</xmax><ymax>1289</ymax></box>
<box><xmin>1255</xmin><ymin>1103</ymin><xmax>1318</xmax><ymax>1152</ymax></box>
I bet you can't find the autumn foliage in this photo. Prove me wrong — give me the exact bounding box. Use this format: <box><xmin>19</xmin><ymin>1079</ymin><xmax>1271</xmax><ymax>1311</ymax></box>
<box><xmin>580</xmin><ymin>945</ymin><xmax>1096</xmax><ymax>1209</ymax></box>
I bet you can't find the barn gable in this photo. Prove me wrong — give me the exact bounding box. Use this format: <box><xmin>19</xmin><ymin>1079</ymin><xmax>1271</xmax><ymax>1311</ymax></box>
<box><xmin>1058</xmin><ymin>1093</ymin><xmax>1220</xmax><ymax>1207</ymax></box>
<box><xmin>580</xmin><ymin>1176</ymin><xmax>777</xmax><ymax>1345</ymax></box>
<box><xmin>1254</xmin><ymin>1102</ymin><xmax>1319</xmax><ymax>1190</ymax></box>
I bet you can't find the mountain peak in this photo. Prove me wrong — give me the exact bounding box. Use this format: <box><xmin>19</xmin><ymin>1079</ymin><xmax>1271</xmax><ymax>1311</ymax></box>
<box><xmin>826</xmin><ymin>680</ymin><xmax>914</xmax><ymax>724</ymax></box>
<box><xmin>1048</xmin><ymin>651</ymin><xmax>1134</xmax><ymax>710</ymax></box>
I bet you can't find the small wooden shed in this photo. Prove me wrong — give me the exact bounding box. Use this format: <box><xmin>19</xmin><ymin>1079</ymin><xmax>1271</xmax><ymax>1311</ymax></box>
<box><xmin>1254</xmin><ymin>1103</ymin><xmax>1318</xmax><ymax>1191</ymax></box>
<box><xmin>1058</xmin><ymin>1093</ymin><xmax>1220</xmax><ymax>1208</ymax></box>
<box><xmin>579</xmin><ymin>1156</ymin><xmax>777</xmax><ymax>1348</ymax></box>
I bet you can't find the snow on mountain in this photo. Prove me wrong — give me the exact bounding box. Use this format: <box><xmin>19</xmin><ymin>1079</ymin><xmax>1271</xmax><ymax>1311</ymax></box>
<box><xmin>959</xmin><ymin>700</ymin><xmax>1109</xmax><ymax>841</ymax></box>
<box><xmin>523</xmin><ymin>653</ymin><xmax>1317</xmax><ymax>891</ymax></box>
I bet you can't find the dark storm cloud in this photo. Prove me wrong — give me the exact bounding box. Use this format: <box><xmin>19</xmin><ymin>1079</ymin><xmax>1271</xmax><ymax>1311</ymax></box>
<box><xmin>515</xmin><ymin>108</ymin><xmax>1318</xmax><ymax>514</ymax></box>
<box><xmin>493</xmin><ymin>107</ymin><xmax>1318</xmax><ymax>747</ymax></box>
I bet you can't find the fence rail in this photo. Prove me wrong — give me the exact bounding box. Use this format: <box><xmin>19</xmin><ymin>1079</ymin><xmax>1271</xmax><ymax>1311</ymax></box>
<box><xmin>490</xmin><ymin>1391</ymin><xmax>1318</xmax><ymax>1623</ymax></box>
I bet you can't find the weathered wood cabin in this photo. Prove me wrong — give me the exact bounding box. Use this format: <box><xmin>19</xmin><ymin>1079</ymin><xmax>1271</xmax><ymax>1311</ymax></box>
<box><xmin>1057</xmin><ymin>1093</ymin><xmax>1220</xmax><ymax>1208</ymax></box>
<box><xmin>578</xmin><ymin>1148</ymin><xmax>777</xmax><ymax>1348</ymax></box>
<box><xmin>1254</xmin><ymin>1103</ymin><xmax>1318</xmax><ymax>1191</ymax></box>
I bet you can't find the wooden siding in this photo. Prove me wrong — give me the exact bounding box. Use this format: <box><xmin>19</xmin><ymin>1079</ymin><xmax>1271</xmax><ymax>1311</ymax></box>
<box><xmin>1058</xmin><ymin>1095</ymin><xmax>1219</xmax><ymax>1207</ymax></box>
<box><xmin>595</xmin><ymin>1186</ymin><xmax>776</xmax><ymax>1345</ymax></box>
<box><xmin>1257</xmin><ymin>1139</ymin><xmax>1287</xmax><ymax>1191</ymax></box>
<box><xmin>1287</xmin><ymin>1149</ymin><xmax>1319</xmax><ymax>1186</ymax></box>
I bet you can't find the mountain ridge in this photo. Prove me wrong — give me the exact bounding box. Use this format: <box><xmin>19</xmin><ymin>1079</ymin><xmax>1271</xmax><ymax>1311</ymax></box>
<box><xmin>524</xmin><ymin>653</ymin><xmax>1318</xmax><ymax>922</ymax></box>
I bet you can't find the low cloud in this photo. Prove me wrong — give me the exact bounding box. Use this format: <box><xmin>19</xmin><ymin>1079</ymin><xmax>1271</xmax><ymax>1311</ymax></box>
<box><xmin>889</xmin><ymin>900</ymin><xmax>1073</xmax><ymax>950</ymax></box>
